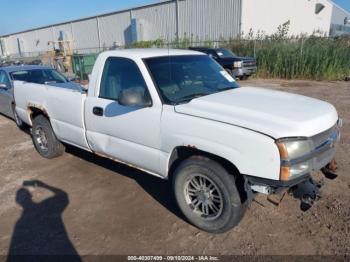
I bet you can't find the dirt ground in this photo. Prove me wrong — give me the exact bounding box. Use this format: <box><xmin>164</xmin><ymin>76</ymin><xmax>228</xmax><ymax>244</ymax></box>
<box><xmin>0</xmin><ymin>79</ymin><xmax>349</xmax><ymax>256</ymax></box>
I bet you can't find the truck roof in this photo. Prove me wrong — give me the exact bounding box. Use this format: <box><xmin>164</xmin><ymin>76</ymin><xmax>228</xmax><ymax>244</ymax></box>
<box><xmin>0</xmin><ymin>65</ymin><xmax>52</xmax><ymax>73</ymax></box>
<box><xmin>189</xmin><ymin>47</ymin><xmax>228</xmax><ymax>52</ymax></box>
<box><xmin>100</xmin><ymin>48</ymin><xmax>204</xmax><ymax>59</ymax></box>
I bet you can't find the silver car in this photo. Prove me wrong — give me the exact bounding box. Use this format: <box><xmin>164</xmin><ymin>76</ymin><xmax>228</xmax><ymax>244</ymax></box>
<box><xmin>0</xmin><ymin>65</ymin><xmax>82</xmax><ymax>127</ymax></box>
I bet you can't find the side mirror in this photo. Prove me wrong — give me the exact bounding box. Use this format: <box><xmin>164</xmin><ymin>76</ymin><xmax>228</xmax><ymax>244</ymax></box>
<box><xmin>118</xmin><ymin>88</ymin><xmax>152</xmax><ymax>107</ymax></box>
<box><xmin>0</xmin><ymin>83</ymin><xmax>7</xmax><ymax>89</ymax></box>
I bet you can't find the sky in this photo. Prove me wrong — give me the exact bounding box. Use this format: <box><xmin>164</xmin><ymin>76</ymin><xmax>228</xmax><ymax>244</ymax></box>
<box><xmin>0</xmin><ymin>0</ymin><xmax>349</xmax><ymax>36</ymax></box>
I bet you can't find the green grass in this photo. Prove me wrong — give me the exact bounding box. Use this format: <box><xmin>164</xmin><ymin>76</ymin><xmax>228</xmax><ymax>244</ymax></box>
<box><xmin>224</xmin><ymin>36</ymin><xmax>350</xmax><ymax>81</ymax></box>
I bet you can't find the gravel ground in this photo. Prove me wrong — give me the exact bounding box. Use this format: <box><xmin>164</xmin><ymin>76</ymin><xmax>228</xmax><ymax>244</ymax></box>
<box><xmin>0</xmin><ymin>79</ymin><xmax>349</xmax><ymax>256</ymax></box>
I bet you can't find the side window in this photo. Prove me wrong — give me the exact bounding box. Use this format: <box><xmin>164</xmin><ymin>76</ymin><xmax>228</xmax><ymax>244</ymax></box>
<box><xmin>99</xmin><ymin>57</ymin><xmax>149</xmax><ymax>102</ymax></box>
<box><xmin>27</xmin><ymin>70</ymin><xmax>45</xmax><ymax>84</ymax></box>
<box><xmin>0</xmin><ymin>71</ymin><xmax>11</xmax><ymax>88</ymax></box>
<box><xmin>11</xmin><ymin>71</ymin><xmax>30</xmax><ymax>82</ymax></box>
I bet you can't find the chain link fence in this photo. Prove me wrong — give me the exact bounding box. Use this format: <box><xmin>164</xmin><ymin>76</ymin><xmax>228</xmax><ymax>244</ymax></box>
<box><xmin>1</xmin><ymin>36</ymin><xmax>350</xmax><ymax>81</ymax></box>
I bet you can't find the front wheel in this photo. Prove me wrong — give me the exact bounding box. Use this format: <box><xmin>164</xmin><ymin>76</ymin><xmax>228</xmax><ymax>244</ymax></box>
<box><xmin>31</xmin><ymin>115</ymin><xmax>65</xmax><ymax>159</ymax></box>
<box><xmin>239</xmin><ymin>75</ymin><xmax>249</xmax><ymax>80</ymax></box>
<box><xmin>173</xmin><ymin>156</ymin><xmax>245</xmax><ymax>233</ymax></box>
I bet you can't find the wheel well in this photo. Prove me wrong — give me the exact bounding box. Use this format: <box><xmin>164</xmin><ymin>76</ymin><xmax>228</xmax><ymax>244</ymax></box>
<box><xmin>168</xmin><ymin>146</ymin><xmax>249</xmax><ymax>203</ymax></box>
<box><xmin>28</xmin><ymin>106</ymin><xmax>49</xmax><ymax>122</ymax></box>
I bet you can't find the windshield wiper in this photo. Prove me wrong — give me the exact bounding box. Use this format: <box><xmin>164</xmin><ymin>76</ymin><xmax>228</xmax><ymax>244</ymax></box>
<box><xmin>173</xmin><ymin>93</ymin><xmax>210</xmax><ymax>105</ymax></box>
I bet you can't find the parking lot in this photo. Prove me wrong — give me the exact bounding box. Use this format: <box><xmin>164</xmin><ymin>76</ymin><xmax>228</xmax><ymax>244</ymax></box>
<box><xmin>0</xmin><ymin>79</ymin><xmax>349</xmax><ymax>256</ymax></box>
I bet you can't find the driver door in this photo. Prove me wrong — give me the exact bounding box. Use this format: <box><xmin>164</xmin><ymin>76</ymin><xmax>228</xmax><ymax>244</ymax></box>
<box><xmin>84</xmin><ymin>57</ymin><xmax>162</xmax><ymax>175</ymax></box>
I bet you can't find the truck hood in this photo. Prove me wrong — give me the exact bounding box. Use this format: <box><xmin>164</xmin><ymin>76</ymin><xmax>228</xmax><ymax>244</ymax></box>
<box><xmin>174</xmin><ymin>87</ymin><xmax>338</xmax><ymax>138</ymax></box>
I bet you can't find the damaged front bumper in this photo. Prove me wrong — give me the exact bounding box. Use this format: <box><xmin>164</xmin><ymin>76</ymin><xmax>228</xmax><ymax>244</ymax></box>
<box><xmin>246</xmin><ymin>158</ymin><xmax>339</xmax><ymax>210</ymax></box>
<box><xmin>247</xmin><ymin>172</ymin><xmax>311</xmax><ymax>193</ymax></box>
<box><xmin>246</xmin><ymin>173</ymin><xmax>325</xmax><ymax>211</ymax></box>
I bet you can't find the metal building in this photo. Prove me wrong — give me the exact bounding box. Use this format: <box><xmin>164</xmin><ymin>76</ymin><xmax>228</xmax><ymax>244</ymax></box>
<box><xmin>0</xmin><ymin>0</ymin><xmax>349</xmax><ymax>57</ymax></box>
<box><xmin>0</xmin><ymin>0</ymin><xmax>242</xmax><ymax>57</ymax></box>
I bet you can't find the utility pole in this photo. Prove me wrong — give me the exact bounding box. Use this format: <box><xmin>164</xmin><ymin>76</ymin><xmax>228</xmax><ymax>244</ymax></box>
<box><xmin>96</xmin><ymin>17</ymin><xmax>101</xmax><ymax>50</ymax></box>
<box><xmin>175</xmin><ymin>0</ymin><xmax>179</xmax><ymax>41</ymax></box>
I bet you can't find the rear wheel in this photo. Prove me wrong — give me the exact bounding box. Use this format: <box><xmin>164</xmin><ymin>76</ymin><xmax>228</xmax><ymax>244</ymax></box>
<box><xmin>31</xmin><ymin>115</ymin><xmax>65</xmax><ymax>159</ymax></box>
<box><xmin>173</xmin><ymin>156</ymin><xmax>245</xmax><ymax>233</ymax></box>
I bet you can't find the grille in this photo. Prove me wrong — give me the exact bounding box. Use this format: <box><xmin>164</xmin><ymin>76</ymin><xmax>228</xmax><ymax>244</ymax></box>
<box><xmin>310</xmin><ymin>124</ymin><xmax>338</xmax><ymax>170</ymax></box>
<box><xmin>243</xmin><ymin>60</ymin><xmax>256</xmax><ymax>67</ymax></box>
<box><xmin>311</xmin><ymin>124</ymin><xmax>336</xmax><ymax>149</ymax></box>
<box><xmin>313</xmin><ymin>147</ymin><xmax>336</xmax><ymax>170</ymax></box>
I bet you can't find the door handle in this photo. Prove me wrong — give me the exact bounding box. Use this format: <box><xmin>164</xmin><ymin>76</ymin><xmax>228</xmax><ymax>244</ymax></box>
<box><xmin>93</xmin><ymin>107</ymin><xmax>104</xmax><ymax>116</ymax></box>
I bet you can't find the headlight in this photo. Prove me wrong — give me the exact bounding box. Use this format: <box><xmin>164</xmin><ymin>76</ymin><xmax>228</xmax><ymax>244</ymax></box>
<box><xmin>277</xmin><ymin>139</ymin><xmax>312</xmax><ymax>160</ymax></box>
<box><xmin>233</xmin><ymin>61</ymin><xmax>243</xmax><ymax>68</ymax></box>
<box><xmin>276</xmin><ymin>139</ymin><xmax>313</xmax><ymax>181</ymax></box>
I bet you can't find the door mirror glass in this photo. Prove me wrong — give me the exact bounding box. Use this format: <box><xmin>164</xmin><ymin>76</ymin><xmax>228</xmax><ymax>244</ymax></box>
<box><xmin>118</xmin><ymin>88</ymin><xmax>152</xmax><ymax>107</ymax></box>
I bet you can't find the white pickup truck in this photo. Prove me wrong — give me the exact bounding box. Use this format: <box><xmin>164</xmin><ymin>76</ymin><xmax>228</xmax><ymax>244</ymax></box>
<box><xmin>14</xmin><ymin>49</ymin><xmax>341</xmax><ymax>233</ymax></box>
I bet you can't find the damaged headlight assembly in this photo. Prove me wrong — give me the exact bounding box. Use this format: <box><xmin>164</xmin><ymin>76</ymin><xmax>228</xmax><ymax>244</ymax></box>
<box><xmin>276</xmin><ymin>138</ymin><xmax>313</xmax><ymax>181</ymax></box>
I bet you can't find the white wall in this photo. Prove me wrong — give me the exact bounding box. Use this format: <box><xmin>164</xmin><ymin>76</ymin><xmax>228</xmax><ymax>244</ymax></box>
<box><xmin>241</xmin><ymin>0</ymin><xmax>334</xmax><ymax>37</ymax></box>
<box><xmin>331</xmin><ymin>3</ymin><xmax>349</xmax><ymax>25</ymax></box>
<box><xmin>330</xmin><ymin>3</ymin><xmax>350</xmax><ymax>35</ymax></box>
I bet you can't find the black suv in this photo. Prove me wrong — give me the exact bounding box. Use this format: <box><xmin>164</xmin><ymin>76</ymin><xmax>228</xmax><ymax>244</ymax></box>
<box><xmin>189</xmin><ymin>47</ymin><xmax>257</xmax><ymax>80</ymax></box>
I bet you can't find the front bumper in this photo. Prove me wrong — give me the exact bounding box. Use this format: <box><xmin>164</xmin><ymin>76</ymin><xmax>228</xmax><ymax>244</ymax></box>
<box><xmin>247</xmin><ymin>173</ymin><xmax>311</xmax><ymax>190</ymax></box>
<box><xmin>232</xmin><ymin>66</ymin><xmax>257</xmax><ymax>77</ymax></box>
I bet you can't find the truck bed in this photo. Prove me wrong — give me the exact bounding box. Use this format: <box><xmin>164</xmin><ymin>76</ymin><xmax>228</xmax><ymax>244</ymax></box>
<box><xmin>14</xmin><ymin>81</ymin><xmax>90</xmax><ymax>150</ymax></box>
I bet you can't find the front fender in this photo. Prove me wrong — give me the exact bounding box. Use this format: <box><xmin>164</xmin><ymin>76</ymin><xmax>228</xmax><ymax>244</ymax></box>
<box><xmin>160</xmin><ymin>106</ymin><xmax>281</xmax><ymax>180</ymax></box>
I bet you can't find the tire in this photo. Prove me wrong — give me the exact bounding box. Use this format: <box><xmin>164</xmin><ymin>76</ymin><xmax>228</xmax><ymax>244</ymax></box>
<box><xmin>31</xmin><ymin>115</ymin><xmax>65</xmax><ymax>159</ymax></box>
<box><xmin>173</xmin><ymin>156</ymin><xmax>245</xmax><ymax>233</ymax></box>
<box><xmin>12</xmin><ymin>105</ymin><xmax>25</xmax><ymax>129</ymax></box>
<box><xmin>239</xmin><ymin>75</ymin><xmax>248</xmax><ymax>80</ymax></box>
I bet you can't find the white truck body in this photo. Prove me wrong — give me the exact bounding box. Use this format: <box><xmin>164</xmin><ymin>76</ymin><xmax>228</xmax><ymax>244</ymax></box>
<box><xmin>14</xmin><ymin>49</ymin><xmax>339</xmax><ymax>182</ymax></box>
<box><xmin>14</xmin><ymin>49</ymin><xmax>341</xmax><ymax>232</ymax></box>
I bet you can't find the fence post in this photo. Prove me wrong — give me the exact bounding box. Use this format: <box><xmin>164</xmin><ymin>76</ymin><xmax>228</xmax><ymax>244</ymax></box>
<box><xmin>175</xmin><ymin>0</ymin><xmax>180</xmax><ymax>41</ymax></box>
<box><xmin>96</xmin><ymin>17</ymin><xmax>102</xmax><ymax>51</ymax></box>
<box><xmin>300</xmin><ymin>38</ymin><xmax>304</xmax><ymax>76</ymax></box>
<box><xmin>254</xmin><ymin>39</ymin><xmax>256</xmax><ymax>58</ymax></box>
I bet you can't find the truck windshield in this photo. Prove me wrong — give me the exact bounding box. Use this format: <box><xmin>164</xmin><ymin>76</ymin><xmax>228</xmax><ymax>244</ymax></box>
<box><xmin>145</xmin><ymin>55</ymin><xmax>240</xmax><ymax>104</ymax></box>
<box><xmin>11</xmin><ymin>69</ymin><xmax>68</xmax><ymax>84</ymax></box>
<box><xmin>216</xmin><ymin>49</ymin><xmax>237</xmax><ymax>58</ymax></box>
